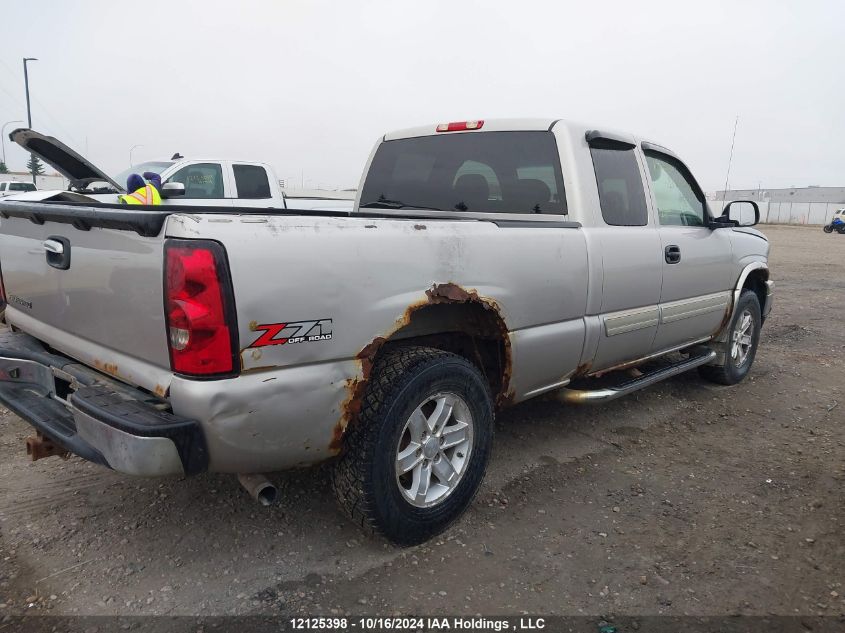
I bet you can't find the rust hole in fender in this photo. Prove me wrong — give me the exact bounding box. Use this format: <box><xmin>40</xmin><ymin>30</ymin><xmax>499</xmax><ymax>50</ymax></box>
<box><xmin>331</xmin><ymin>283</ymin><xmax>512</xmax><ymax>453</ymax></box>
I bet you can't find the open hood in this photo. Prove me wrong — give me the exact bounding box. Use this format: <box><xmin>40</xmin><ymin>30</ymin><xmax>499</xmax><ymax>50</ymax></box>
<box><xmin>9</xmin><ymin>128</ymin><xmax>125</xmax><ymax>193</ymax></box>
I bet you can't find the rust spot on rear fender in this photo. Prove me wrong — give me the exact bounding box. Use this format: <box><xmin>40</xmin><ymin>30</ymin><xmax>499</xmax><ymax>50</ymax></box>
<box><xmin>331</xmin><ymin>282</ymin><xmax>512</xmax><ymax>453</ymax></box>
<box><xmin>153</xmin><ymin>384</ymin><xmax>168</xmax><ymax>398</ymax></box>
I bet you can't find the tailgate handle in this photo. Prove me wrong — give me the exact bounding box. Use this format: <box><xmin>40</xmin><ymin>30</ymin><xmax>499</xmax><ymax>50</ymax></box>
<box><xmin>43</xmin><ymin>239</ymin><xmax>64</xmax><ymax>254</ymax></box>
<box><xmin>43</xmin><ymin>236</ymin><xmax>71</xmax><ymax>270</ymax></box>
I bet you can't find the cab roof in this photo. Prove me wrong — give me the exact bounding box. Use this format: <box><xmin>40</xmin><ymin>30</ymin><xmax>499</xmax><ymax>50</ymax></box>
<box><xmin>384</xmin><ymin>118</ymin><xmax>562</xmax><ymax>141</ymax></box>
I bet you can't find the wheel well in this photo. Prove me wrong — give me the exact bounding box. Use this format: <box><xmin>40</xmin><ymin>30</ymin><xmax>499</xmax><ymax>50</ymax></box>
<box><xmin>379</xmin><ymin>302</ymin><xmax>510</xmax><ymax>405</ymax></box>
<box><xmin>743</xmin><ymin>269</ymin><xmax>768</xmax><ymax>314</ymax></box>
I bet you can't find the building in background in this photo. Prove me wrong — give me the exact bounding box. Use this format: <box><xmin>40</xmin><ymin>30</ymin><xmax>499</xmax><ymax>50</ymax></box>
<box><xmin>709</xmin><ymin>186</ymin><xmax>845</xmax><ymax>225</ymax></box>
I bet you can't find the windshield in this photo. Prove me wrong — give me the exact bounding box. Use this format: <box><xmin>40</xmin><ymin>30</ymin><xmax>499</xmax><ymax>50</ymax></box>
<box><xmin>112</xmin><ymin>161</ymin><xmax>174</xmax><ymax>189</ymax></box>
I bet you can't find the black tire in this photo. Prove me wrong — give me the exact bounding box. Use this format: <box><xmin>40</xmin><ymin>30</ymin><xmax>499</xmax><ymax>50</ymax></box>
<box><xmin>837</xmin><ymin>226</ymin><xmax>845</xmax><ymax>234</ymax></box>
<box><xmin>331</xmin><ymin>346</ymin><xmax>494</xmax><ymax>546</ymax></box>
<box><xmin>699</xmin><ymin>289</ymin><xmax>762</xmax><ymax>385</ymax></box>
<box><xmin>823</xmin><ymin>224</ymin><xmax>833</xmax><ymax>233</ymax></box>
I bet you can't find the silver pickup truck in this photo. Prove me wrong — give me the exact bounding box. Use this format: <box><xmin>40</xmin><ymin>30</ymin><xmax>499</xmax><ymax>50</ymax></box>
<box><xmin>0</xmin><ymin>118</ymin><xmax>772</xmax><ymax>544</ymax></box>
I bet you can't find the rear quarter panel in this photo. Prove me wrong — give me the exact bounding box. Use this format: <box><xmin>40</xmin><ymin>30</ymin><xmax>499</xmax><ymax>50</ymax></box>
<box><xmin>165</xmin><ymin>213</ymin><xmax>589</xmax><ymax>471</ymax></box>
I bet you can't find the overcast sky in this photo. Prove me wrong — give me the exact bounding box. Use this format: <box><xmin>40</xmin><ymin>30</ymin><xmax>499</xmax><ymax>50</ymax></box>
<box><xmin>1</xmin><ymin>0</ymin><xmax>841</xmax><ymax>191</ymax></box>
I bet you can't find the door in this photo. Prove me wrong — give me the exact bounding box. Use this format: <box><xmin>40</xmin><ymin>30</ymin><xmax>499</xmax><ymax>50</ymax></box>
<box><xmin>230</xmin><ymin>163</ymin><xmax>281</xmax><ymax>208</ymax></box>
<box><xmin>163</xmin><ymin>161</ymin><xmax>233</xmax><ymax>207</ymax></box>
<box><xmin>588</xmin><ymin>137</ymin><xmax>664</xmax><ymax>372</ymax></box>
<box><xmin>643</xmin><ymin>149</ymin><xmax>734</xmax><ymax>352</ymax></box>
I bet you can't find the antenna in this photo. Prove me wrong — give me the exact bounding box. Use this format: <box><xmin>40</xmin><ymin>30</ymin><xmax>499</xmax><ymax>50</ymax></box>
<box><xmin>721</xmin><ymin>115</ymin><xmax>739</xmax><ymax>200</ymax></box>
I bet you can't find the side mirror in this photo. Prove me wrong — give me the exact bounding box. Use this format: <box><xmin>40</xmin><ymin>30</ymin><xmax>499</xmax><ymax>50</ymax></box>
<box><xmin>161</xmin><ymin>182</ymin><xmax>185</xmax><ymax>198</ymax></box>
<box><xmin>721</xmin><ymin>200</ymin><xmax>759</xmax><ymax>227</ymax></box>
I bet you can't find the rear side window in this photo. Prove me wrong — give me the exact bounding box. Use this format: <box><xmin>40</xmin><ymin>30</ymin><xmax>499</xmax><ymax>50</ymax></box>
<box><xmin>359</xmin><ymin>131</ymin><xmax>566</xmax><ymax>214</ymax></box>
<box><xmin>9</xmin><ymin>183</ymin><xmax>35</xmax><ymax>192</ymax></box>
<box><xmin>233</xmin><ymin>164</ymin><xmax>271</xmax><ymax>199</ymax></box>
<box><xmin>589</xmin><ymin>141</ymin><xmax>648</xmax><ymax>226</ymax></box>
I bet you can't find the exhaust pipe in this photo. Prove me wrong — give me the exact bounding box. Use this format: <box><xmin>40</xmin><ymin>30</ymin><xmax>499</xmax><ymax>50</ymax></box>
<box><xmin>237</xmin><ymin>473</ymin><xmax>278</xmax><ymax>506</ymax></box>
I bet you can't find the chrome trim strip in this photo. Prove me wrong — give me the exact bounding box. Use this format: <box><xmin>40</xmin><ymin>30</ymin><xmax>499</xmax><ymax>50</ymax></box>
<box><xmin>603</xmin><ymin>306</ymin><xmax>660</xmax><ymax>337</ymax></box>
<box><xmin>660</xmin><ymin>292</ymin><xmax>731</xmax><ymax>324</ymax></box>
<box><xmin>521</xmin><ymin>378</ymin><xmax>571</xmax><ymax>399</ymax></box>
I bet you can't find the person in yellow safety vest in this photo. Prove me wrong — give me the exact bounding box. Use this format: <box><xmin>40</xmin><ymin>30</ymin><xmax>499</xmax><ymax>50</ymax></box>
<box><xmin>119</xmin><ymin>172</ymin><xmax>162</xmax><ymax>205</ymax></box>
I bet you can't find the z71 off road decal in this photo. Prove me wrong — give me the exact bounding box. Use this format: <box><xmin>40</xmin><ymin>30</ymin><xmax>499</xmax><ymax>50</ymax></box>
<box><xmin>249</xmin><ymin>319</ymin><xmax>333</xmax><ymax>348</ymax></box>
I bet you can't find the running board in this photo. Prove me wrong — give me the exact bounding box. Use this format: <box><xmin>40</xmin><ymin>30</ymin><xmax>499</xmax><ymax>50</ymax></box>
<box><xmin>557</xmin><ymin>350</ymin><xmax>717</xmax><ymax>404</ymax></box>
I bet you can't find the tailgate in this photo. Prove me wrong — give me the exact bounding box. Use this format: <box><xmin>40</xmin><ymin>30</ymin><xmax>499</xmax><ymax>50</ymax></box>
<box><xmin>0</xmin><ymin>212</ymin><xmax>172</xmax><ymax>393</ymax></box>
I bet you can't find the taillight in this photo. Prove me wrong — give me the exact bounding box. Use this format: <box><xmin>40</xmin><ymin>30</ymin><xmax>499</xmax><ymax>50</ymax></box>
<box><xmin>164</xmin><ymin>240</ymin><xmax>238</xmax><ymax>376</ymax></box>
<box><xmin>436</xmin><ymin>120</ymin><xmax>484</xmax><ymax>132</ymax></box>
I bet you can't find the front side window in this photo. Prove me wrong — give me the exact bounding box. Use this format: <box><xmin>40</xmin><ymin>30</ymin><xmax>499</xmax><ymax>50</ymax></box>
<box><xmin>645</xmin><ymin>152</ymin><xmax>707</xmax><ymax>226</ymax></box>
<box><xmin>233</xmin><ymin>164</ymin><xmax>271</xmax><ymax>199</ymax></box>
<box><xmin>589</xmin><ymin>141</ymin><xmax>649</xmax><ymax>226</ymax></box>
<box><xmin>9</xmin><ymin>182</ymin><xmax>36</xmax><ymax>192</ymax></box>
<box><xmin>167</xmin><ymin>163</ymin><xmax>225</xmax><ymax>199</ymax></box>
<box><xmin>359</xmin><ymin>131</ymin><xmax>566</xmax><ymax>215</ymax></box>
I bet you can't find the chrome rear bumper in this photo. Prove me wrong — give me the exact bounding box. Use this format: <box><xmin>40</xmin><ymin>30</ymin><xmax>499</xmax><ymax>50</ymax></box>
<box><xmin>0</xmin><ymin>330</ymin><xmax>207</xmax><ymax>476</ymax></box>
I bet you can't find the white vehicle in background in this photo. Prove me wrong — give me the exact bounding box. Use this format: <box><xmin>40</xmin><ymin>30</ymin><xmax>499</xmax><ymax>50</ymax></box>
<box><xmin>0</xmin><ymin>181</ymin><xmax>37</xmax><ymax>198</ymax></box>
<box><xmin>3</xmin><ymin>128</ymin><xmax>353</xmax><ymax>211</ymax></box>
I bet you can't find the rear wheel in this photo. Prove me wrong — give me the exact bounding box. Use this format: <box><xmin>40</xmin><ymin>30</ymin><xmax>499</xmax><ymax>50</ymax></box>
<box><xmin>699</xmin><ymin>289</ymin><xmax>761</xmax><ymax>385</ymax></box>
<box><xmin>837</xmin><ymin>225</ymin><xmax>845</xmax><ymax>234</ymax></box>
<box><xmin>331</xmin><ymin>346</ymin><xmax>494</xmax><ymax>545</ymax></box>
<box><xmin>823</xmin><ymin>224</ymin><xmax>834</xmax><ymax>233</ymax></box>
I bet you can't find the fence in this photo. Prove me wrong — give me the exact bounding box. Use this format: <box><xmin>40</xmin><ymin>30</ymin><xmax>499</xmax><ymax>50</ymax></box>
<box><xmin>709</xmin><ymin>200</ymin><xmax>843</xmax><ymax>226</ymax></box>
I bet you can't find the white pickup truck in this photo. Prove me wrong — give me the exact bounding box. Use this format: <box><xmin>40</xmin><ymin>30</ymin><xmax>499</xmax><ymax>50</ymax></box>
<box><xmin>0</xmin><ymin>118</ymin><xmax>772</xmax><ymax>545</ymax></box>
<box><xmin>5</xmin><ymin>128</ymin><xmax>353</xmax><ymax>211</ymax></box>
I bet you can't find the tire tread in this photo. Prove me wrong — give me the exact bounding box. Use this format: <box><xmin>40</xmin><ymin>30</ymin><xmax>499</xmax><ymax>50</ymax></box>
<box><xmin>331</xmin><ymin>346</ymin><xmax>474</xmax><ymax>540</ymax></box>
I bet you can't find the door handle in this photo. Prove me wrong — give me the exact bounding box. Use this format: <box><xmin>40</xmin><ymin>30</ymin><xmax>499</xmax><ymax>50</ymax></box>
<box><xmin>43</xmin><ymin>239</ymin><xmax>64</xmax><ymax>254</ymax></box>
<box><xmin>664</xmin><ymin>244</ymin><xmax>681</xmax><ymax>264</ymax></box>
<box><xmin>44</xmin><ymin>236</ymin><xmax>71</xmax><ymax>270</ymax></box>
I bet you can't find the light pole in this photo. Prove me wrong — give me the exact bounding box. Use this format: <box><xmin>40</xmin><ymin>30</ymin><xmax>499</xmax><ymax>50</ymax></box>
<box><xmin>1</xmin><ymin>120</ymin><xmax>24</xmax><ymax>168</ymax></box>
<box><xmin>129</xmin><ymin>144</ymin><xmax>144</xmax><ymax>167</ymax></box>
<box><xmin>23</xmin><ymin>57</ymin><xmax>38</xmax><ymax>184</ymax></box>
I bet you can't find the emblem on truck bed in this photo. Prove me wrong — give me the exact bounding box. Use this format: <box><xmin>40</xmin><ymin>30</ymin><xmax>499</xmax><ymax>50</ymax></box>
<box><xmin>249</xmin><ymin>319</ymin><xmax>333</xmax><ymax>348</ymax></box>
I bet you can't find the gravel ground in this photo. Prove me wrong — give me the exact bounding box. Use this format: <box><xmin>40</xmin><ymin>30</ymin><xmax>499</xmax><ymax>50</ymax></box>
<box><xmin>0</xmin><ymin>224</ymin><xmax>842</xmax><ymax>618</ymax></box>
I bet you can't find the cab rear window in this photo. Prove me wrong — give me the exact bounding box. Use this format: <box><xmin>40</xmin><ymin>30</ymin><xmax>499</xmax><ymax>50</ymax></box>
<box><xmin>360</xmin><ymin>131</ymin><xmax>566</xmax><ymax>215</ymax></box>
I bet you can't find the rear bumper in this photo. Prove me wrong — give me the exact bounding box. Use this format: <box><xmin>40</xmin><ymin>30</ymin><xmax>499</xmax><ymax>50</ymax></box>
<box><xmin>0</xmin><ymin>330</ymin><xmax>207</xmax><ymax>476</ymax></box>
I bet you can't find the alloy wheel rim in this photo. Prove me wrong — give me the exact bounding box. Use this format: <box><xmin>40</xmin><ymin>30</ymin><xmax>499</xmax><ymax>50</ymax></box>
<box><xmin>395</xmin><ymin>392</ymin><xmax>474</xmax><ymax>508</ymax></box>
<box><xmin>731</xmin><ymin>308</ymin><xmax>755</xmax><ymax>367</ymax></box>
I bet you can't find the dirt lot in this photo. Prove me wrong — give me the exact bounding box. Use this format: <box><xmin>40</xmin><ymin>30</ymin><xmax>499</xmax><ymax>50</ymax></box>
<box><xmin>0</xmin><ymin>224</ymin><xmax>842</xmax><ymax>619</ymax></box>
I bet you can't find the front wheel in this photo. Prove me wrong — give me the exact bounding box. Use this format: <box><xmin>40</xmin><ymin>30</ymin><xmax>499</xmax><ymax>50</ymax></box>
<box><xmin>331</xmin><ymin>346</ymin><xmax>494</xmax><ymax>545</ymax></box>
<box><xmin>699</xmin><ymin>289</ymin><xmax>762</xmax><ymax>385</ymax></box>
<box><xmin>823</xmin><ymin>224</ymin><xmax>834</xmax><ymax>233</ymax></box>
<box><xmin>837</xmin><ymin>225</ymin><xmax>845</xmax><ymax>234</ymax></box>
